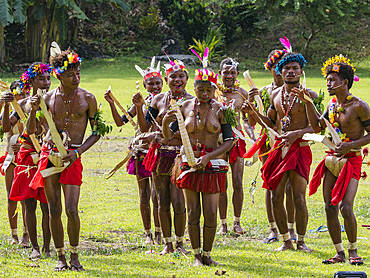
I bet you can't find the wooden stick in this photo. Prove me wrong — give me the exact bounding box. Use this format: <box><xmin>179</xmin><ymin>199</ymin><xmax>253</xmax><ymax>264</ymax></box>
<box><xmin>37</xmin><ymin>89</ymin><xmax>67</xmax><ymax>157</ymax></box>
<box><xmin>170</xmin><ymin>99</ymin><xmax>196</xmax><ymax>167</ymax></box>
<box><xmin>108</xmin><ymin>86</ymin><xmax>137</xmax><ymax>130</ymax></box>
<box><xmin>243</xmin><ymin>71</ymin><xmax>264</xmax><ymax>114</ymax></box>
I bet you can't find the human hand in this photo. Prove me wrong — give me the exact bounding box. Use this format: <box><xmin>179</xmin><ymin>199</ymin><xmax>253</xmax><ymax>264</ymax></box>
<box><xmin>280</xmin><ymin>130</ymin><xmax>300</xmax><ymax>147</ymax></box>
<box><xmin>241</xmin><ymin>100</ymin><xmax>256</xmax><ymax>115</ymax></box>
<box><xmin>194</xmin><ymin>154</ymin><xmax>211</xmax><ymax>170</ymax></box>
<box><xmin>248</xmin><ymin>88</ymin><xmax>260</xmax><ymax>103</ymax></box>
<box><xmin>291</xmin><ymin>87</ymin><xmax>311</xmax><ymax>104</ymax></box>
<box><xmin>334</xmin><ymin>141</ymin><xmax>353</xmax><ymax>156</ymax></box>
<box><xmin>30</xmin><ymin>94</ymin><xmax>41</xmax><ymax>111</ymax></box>
<box><xmin>162</xmin><ymin>110</ymin><xmax>177</xmax><ymax>125</ymax></box>
<box><xmin>132</xmin><ymin>92</ymin><xmax>145</xmax><ymax>107</ymax></box>
<box><xmin>104</xmin><ymin>89</ymin><xmax>114</xmax><ymax>104</ymax></box>
<box><xmin>10</xmin><ymin>142</ymin><xmax>21</xmax><ymax>153</ymax></box>
<box><xmin>61</xmin><ymin>149</ymin><xmax>80</xmax><ymax>164</ymax></box>
<box><xmin>0</xmin><ymin>91</ymin><xmax>15</xmax><ymax>104</ymax></box>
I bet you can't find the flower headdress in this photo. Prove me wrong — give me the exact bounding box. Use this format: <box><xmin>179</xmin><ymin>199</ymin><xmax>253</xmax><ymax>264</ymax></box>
<box><xmin>50</xmin><ymin>41</ymin><xmax>82</xmax><ymax>76</ymax></box>
<box><xmin>321</xmin><ymin>54</ymin><xmax>359</xmax><ymax>82</ymax></box>
<box><xmin>191</xmin><ymin>47</ymin><xmax>218</xmax><ymax>88</ymax></box>
<box><xmin>264</xmin><ymin>49</ymin><xmax>287</xmax><ymax>70</ymax></box>
<box><xmin>19</xmin><ymin>63</ymin><xmax>53</xmax><ymax>93</ymax></box>
<box><xmin>275</xmin><ymin>36</ymin><xmax>306</xmax><ymax>75</ymax></box>
<box><xmin>135</xmin><ymin>56</ymin><xmax>162</xmax><ymax>82</ymax></box>
<box><xmin>163</xmin><ymin>51</ymin><xmax>188</xmax><ymax>76</ymax></box>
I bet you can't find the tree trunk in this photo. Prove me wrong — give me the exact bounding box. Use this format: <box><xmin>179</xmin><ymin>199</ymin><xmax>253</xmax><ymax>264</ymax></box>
<box><xmin>0</xmin><ymin>22</ymin><xmax>5</xmax><ymax>65</ymax></box>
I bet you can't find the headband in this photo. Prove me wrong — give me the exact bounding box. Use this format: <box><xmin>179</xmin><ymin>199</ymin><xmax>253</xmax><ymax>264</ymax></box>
<box><xmin>50</xmin><ymin>41</ymin><xmax>82</xmax><ymax>76</ymax></box>
<box><xmin>135</xmin><ymin>56</ymin><xmax>162</xmax><ymax>82</ymax></box>
<box><xmin>264</xmin><ymin>50</ymin><xmax>287</xmax><ymax>70</ymax></box>
<box><xmin>19</xmin><ymin>63</ymin><xmax>53</xmax><ymax>92</ymax></box>
<box><xmin>275</xmin><ymin>53</ymin><xmax>306</xmax><ymax>75</ymax></box>
<box><xmin>321</xmin><ymin>54</ymin><xmax>359</xmax><ymax>82</ymax></box>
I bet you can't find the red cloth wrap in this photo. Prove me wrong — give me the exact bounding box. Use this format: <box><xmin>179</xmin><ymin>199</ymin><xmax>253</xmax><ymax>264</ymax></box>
<box><xmin>244</xmin><ymin>130</ymin><xmax>268</xmax><ymax>159</ymax></box>
<box><xmin>9</xmin><ymin>146</ymin><xmax>47</xmax><ymax>204</ymax></box>
<box><xmin>142</xmin><ymin>142</ymin><xmax>161</xmax><ymax>172</ymax></box>
<box><xmin>229</xmin><ymin>130</ymin><xmax>247</xmax><ymax>163</ymax></box>
<box><xmin>30</xmin><ymin>145</ymin><xmax>83</xmax><ymax>190</ymax></box>
<box><xmin>309</xmin><ymin>151</ymin><xmax>362</xmax><ymax>206</ymax></box>
<box><xmin>176</xmin><ymin>158</ymin><xmax>228</xmax><ymax>193</ymax></box>
<box><xmin>261</xmin><ymin>138</ymin><xmax>312</xmax><ymax>190</ymax></box>
<box><xmin>0</xmin><ymin>152</ymin><xmax>8</xmax><ymax>176</ymax></box>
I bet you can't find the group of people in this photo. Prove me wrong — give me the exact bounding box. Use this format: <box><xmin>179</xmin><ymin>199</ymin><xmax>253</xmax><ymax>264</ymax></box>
<box><xmin>0</xmin><ymin>37</ymin><xmax>368</xmax><ymax>271</ymax></box>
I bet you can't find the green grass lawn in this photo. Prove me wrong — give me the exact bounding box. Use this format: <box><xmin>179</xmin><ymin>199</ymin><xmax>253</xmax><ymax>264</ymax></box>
<box><xmin>0</xmin><ymin>57</ymin><xmax>369</xmax><ymax>277</ymax></box>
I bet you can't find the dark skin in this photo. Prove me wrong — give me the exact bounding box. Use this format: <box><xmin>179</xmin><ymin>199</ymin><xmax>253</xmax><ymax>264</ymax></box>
<box><xmin>134</xmin><ymin>69</ymin><xmax>193</xmax><ymax>255</ymax></box>
<box><xmin>104</xmin><ymin>76</ymin><xmax>163</xmax><ymax>244</ymax></box>
<box><xmin>28</xmin><ymin>65</ymin><xmax>100</xmax><ymax>271</ymax></box>
<box><xmin>293</xmin><ymin>72</ymin><xmax>370</xmax><ymax>262</ymax></box>
<box><xmin>162</xmin><ymin>81</ymin><xmax>233</xmax><ymax>266</ymax></box>
<box><xmin>248</xmin><ymin>59</ymin><xmax>296</xmax><ymax>243</ymax></box>
<box><xmin>0</xmin><ymin>90</ymin><xmax>29</xmax><ymax>246</ymax></box>
<box><xmin>217</xmin><ymin>64</ymin><xmax>254</xmax><ymax>235</ymax></box>
<box><xmin>2</xmin><ymin>75</ymin><xmax>51</xmax><ymax>258</ymax></box>
<box><xmin>243</xmin><ymin>61</ymin><xmax>317</xmax><ymax>252</ymax></box>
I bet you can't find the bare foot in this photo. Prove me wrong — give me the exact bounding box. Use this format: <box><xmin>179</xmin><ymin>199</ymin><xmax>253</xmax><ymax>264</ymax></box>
<box><xmin>263</xmin><ymin>228</ymin><xmax>278</xmax><ymax>243</ymax></box>
<box><xmin>11</xmin><ymin>236</ymin><xmax>19</xmax><ymax>245</ymax></box>
<box><xmin>217</xmin><ymin>224</ymin><xmax>228</xmax><ymax>236</ymax></box>
<box><xmin>155</xmin><ymin>231</ymin><xmax>162</xmax><ymax>245</ymax></box>
<box><xmin>203</xmin><ymin>256</ymin><xmax>223</xmax><ymax>266</ymax></box>
<box><xmin>30</xmin><ymin>248</ymin><xmax>41</xmax><ymax>260</ymax></box>
<box><xmin>54</xmin><ymin>255</ymin><xmax>69</xmax><ymax>272</ymax></box>
<box><xmin>274</xmin><ymin>240</ymin><xmax>295</xmax><ymax>252</ymax></box>
<box><xmin>144</xmin><ymin>233</ymin><xmax>154</xmax><ymax>245</ymax></box>
<box><xmin>175</xmin><ymin>241</ymin><xmax>191</xmax><ymax>255</ymax></box>
<box><xmin>159</xmin><ymin>243</ymin><xmax>174</xmax><ymax>255</ymax></box>
<box><xmin>20</xmin><ymin>233</ymin><xmax>30</xmax><ymax>248</ymax></box>
<box><xmin>289</xmin><ymin>229</ymin><xmax>297</xmax><ymax>243</ymax></box>
<box><xmin>297</xmin><ymin>241</ymin><xmax>314</xmax><ymax>253</ymax></box>
<box><xmin>348</xmin><ymin>248</ymin><xmax>359</xmax><ymax>260</ymax></box>
<box><xmin>69</xmin><ymin>253</ymin><xmax>85</xmax><ymax>272</ymax></box>
<box><xmin>233</xmin><ymin>222</ymin><xmax>245</xmax><ymax>235</ymax></box>
<box><xmin>322</xmin><ymin>251</ymin><xmax>346</xmax><ymax>264</ymax></box>
<box><xmin>193</xmin><ymin>254</ymin><xmax>203</xmax><ymax>266</ymax></box>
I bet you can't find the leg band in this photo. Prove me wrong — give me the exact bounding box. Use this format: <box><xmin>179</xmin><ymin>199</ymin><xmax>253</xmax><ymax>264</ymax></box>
<box><xmin>56</xmin><ymin>247</ymin><xmax>65</xmax><ymax>257</ymax></box>
<box><xmin>188</xmin><ymin>222</ymin><xmax>200</xmax><ymax>226</ymax></box>
<box><xmin>11</xmin><ymin>228</ymin><xmax>17</xmax><ymax>236</ymax></box>
<box><xmin>334</xmin><ymin>243</ymin><xmax>344</xmax><ymax>253</ymax></box>
<box><xmin>23</xmin><ymin>226</ymin><xmax>28</xmax><ymax>234</ymax></box>
<box><xmin>163</xmin><ymin>237</ymin><xmax>173</xmax><ymax>244</ymax></box>
<box><xmin>70</xmin><ymin>245</ymin><xmax>78</xmax><ymax>254</ymax></box>
<box><xmin>155</xmin><ymin>227</ymin><xmax>161</xmax><ymax>233</ymax></box>
<box><xmin>269</xmin><ymin>222</ymin><xmax>276</xmax><ymax>230</ymax></box>
<box><xmin>193</xmin><ymin>248</ymin><xmax>201</xmax><ymax>255</ymax></box>
<box><xmin>288</xmin><ymin>222</ymin><xmax>295</xmax><ymax>230</ymax></box>
<box><xmin>175</xmin><ymin>236</ymin><xmax>183</xmax><ymax>243</ymax></box>
<box><xmin>221</xmin><ymin>219</ymin><xmax>227</xmax><ymax>225</ymax></box>
<box><xmin>204</xmin><ymin>224</ymin><xmax>217</xmax><ymax>229</ymax></box>
<box><xmin>281</xmin><ymin>232</ymin><xmax>290</xmax><ymax>242</ymax></box>
<box><xmin>348</xmin><ymin>242</ymin><xmax>357</xmax><ymax>250</ymax></box>
<box><xmin>234</xmin><ymin>216</ymin><xmax>241</xmax><ymax>222</ymax></box>
<box><xmin>145</xmin><ymin>229</ymin><xmax>152</xmax><ymax>235</ymax></box>
<box><xmin>297</xmin><ymin>234</ymin><xmax>304</xmax><ymax>242</ymax></box>
<box><xmin>203</xmin><ymin>250</ymin><xmax>211</xmax><ymax>257</ymax></box>
<box><xmin>174</xmin><ymin>209</ymin><xmax>186</xmax><ymax>215</ymax></box>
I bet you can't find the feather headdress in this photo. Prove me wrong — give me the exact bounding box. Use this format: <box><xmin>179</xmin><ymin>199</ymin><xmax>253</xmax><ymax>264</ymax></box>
<box><xmin>163</xmin><ymin>51</ymin><xmax>188</xmax><ymax>76</ymax></box>
<box><xmin>191</xmin><ymin>47</ymin><xmax>218</xmax><ymax>88</ymax></box>
<box><xmin>135</xmin><ymin>56</ymin><xmax>162</xmax><ymax>81</ymax></box>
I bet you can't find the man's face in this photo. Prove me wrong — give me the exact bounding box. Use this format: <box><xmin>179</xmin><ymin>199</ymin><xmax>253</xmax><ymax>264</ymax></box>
<box><xmin>165</xmin><ymin>70</ymin><xmax>188</xmax><ymax>94</ymax></box>
<box><xmin>58</xmin><ymin>66</ymin><xmax>80</xmax><ymax>90</ymax></box>
<box><xmin>144</xmin><ymin>76</ymin><xmax>163</xmax><ymax>95</ymax></box>
<box><xmin>194</xmin><ymin>81</ymin><xmax>215</xmax><ymax>103</ymax></box>
<box><xmin>270</xmin><ymin>60</ymin><xmax>283</xmax><ymax>83</ymax></box>
<box><xmin>281</xmin><ymin>61</ymin><xmax>302</xmax><ymax>84</ymax></box>
<box><xmin>30</xmin><ymin>73</ymin><xmax>51</xmax><ymax>93</ymax></box>
<box><xmin>326</xmin><ymin>73</ymin><xmax>344</xmax><ymax>96</ymax></box>
<box><xmin>219</xmin><ymin>64</ymin><xmax>239</xmax><ymax>87</ymax></box>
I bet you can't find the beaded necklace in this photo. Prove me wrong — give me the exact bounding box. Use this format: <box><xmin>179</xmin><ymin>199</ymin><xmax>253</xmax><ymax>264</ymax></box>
<box><xmin>53</xmin><ymin>87</ymin><xmax>78</xmax><ymax>131</ymax></box>
<box><xmin>328</xmin><ymin>94</ymin><xmax>353</xmax><ymax>142</ymax></box>
<box><xmin>280</xmin><ymin>86</ymin><xmax>298</xmax><ymax>132</ymax></box>
<box><xmin>217</xmin><ymin>80</ymin><xmax>240</xmax><ymax>94</ymax></box>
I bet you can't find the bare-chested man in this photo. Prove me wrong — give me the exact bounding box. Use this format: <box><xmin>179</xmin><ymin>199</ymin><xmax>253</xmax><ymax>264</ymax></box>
<box><xmin>242</xmin><ymin>52</ymin><xmax>315</xmax><ymax>252</ymax></box>
<box><xmin>0</xmin><ymin>81</ymin><xmax>29</xmax><ymax>247</ymax></box>
<box><xmin>28</xmin><ymin>47</ymin><xmax>100</xmax><ymax>271</ymax></box>
<box><xmin>215</xmin><ymin>58</ymin><xmax>254</xmax><ymax>235</ymax></box>
<box><xmin>104</xmin><ymin>58</ymin><xmax>162</xmax><ymax>244</ymax></box>
<box><xmin>247</xmin><ymin>50</ymin><xmax>297</xmax><ymax>243</ymax></box>
<box><xmin>294</xmin><ymin>56</ymin><xmax>369</xmax><ymax>265</ymax></box>
<box><xmin>3</xmin><ymin>64</ymin><xmax>53</xmax><ymax>259</ymax></box>
<box><xmin>133</xmin><ymin>59</ymin><xmax>193</xmax><ymax>255</ymax></box>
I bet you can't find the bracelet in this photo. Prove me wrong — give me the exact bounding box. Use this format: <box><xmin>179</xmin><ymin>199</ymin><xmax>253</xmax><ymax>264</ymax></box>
<box><xmin>74</xmin><ymin>149</ymin><xmax>80</xmax><ymax>159</ymax></box>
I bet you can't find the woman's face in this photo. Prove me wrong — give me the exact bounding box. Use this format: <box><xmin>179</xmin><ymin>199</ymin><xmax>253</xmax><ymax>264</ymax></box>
<box><xmin>194</xmin><ymin>81</ymin><xmax>215</xmax><ymax>103</ymax></box>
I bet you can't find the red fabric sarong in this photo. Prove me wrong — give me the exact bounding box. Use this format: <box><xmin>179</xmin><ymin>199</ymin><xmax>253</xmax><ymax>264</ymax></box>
<box><xmin>142</xmin><ymin>142</ymin><xmax>161</xmax><ymax>172</ymax></box>
<box><xmin>0</xmin><ymin>152</ymin><xmax>7</xmax><ymax>176</ymax></box>
<box><xmin>244</xmin><ymin>130</ymin><xmax>268</xmax><ymax>159</ymax></box>
<box><xmin>309</xmin><ymin>152</ymin><xmax>362</xmax><ymax>206</ymax></box>
<box><xmin>9</xmin><ymin>146</ymin><xmax>47</xmax><ymax>204</ymax></box>
<box><xmin>229</xmin><ymin>130</ymin><xmax>247</xmax><ymax>163</ymax></box>
<box><xmin>30</xmin><ymin>145</ymin><xmax>83</xmax><ymax>190</ymax></box>
<box><xmin>261</xmin><ymin>138</ymin><xmax>312</xmax><ymax>190</ymax></box>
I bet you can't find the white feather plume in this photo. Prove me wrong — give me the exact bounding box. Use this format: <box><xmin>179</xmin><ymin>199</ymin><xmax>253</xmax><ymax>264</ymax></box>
<box><xmin>50</xmin><ymin>41</ymin><xmax>61</xmax><ymax>57</ymax></box>
<box><xmin>156</xmin><ymin>61</ymin><xmax>161</xmax><ymax>72</ymax></box>
<box><xmin>135</xmin><ymin>65</ymin><xmax>145</xmax><ymax>77</ymax></box>
<box><xmin>150</xmin><ymin>56</ymin><xmax>155</xmax><ymax>69</ymax></box>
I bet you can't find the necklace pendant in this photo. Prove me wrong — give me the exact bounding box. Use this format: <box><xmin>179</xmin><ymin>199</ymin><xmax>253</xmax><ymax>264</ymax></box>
<box><xmin>281</xmin><ymin>115</ymin><xmax>291</xmax><ymax>131</ymax></box>
<box><xmin>189</xmin><ymin>110</ymin><xmax>194</xmax><ymax>117</ymax></box>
